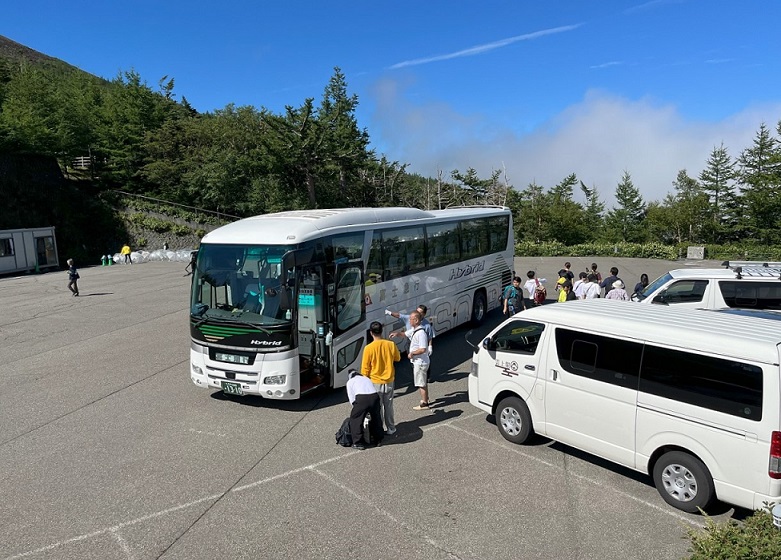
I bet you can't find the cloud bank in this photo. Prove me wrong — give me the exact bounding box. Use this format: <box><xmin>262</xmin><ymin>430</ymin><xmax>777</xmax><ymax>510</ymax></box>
<box><xmin>368</xmin><ymin>78</ymin><xmax>781</xmax><ymax>207</ymax></box>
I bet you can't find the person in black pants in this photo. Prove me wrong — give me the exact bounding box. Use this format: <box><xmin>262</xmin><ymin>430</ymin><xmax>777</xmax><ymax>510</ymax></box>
<box><xmin>346</xmin><ymin>369</ymin><xmax>383</xmax><ymax>449</ymax></box>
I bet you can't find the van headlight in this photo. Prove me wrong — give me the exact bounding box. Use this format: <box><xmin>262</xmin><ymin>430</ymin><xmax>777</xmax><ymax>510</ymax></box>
<box><xmin>470</xmin><ymin>361</ymin><xmax>478</xmax><ymax>377</ymax></box>
<box><xmin>191</xmin><ymin>364</ymin><xmax>204</xmax><ymax>376</ymax></box>
<box><xmin>264</xmin><ymin>375</ymin><xmax>286</xmax><ymax>385</ymax></box>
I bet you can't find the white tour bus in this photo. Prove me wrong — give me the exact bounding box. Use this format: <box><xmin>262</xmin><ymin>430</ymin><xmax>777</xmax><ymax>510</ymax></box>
<box><xmin>190</xmin><ymin>206</ymin><xmax>514</xmax><ymax>399</ymax></box>
<box><xmin>468</xmin><ymin>299</ymin><xmax>781</xmax><ymax>513</ymax></box>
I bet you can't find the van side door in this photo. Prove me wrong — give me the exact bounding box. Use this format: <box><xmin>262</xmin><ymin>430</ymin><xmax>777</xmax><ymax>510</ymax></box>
<box><xmin>544</xmin><ymin>328</ymin><xmax>641</xmax><ymax>467</ymax></box>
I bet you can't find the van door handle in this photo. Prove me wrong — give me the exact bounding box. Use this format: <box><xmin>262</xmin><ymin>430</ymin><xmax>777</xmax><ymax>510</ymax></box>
<box><xmin>551</xmin><ymin>369</ymin><xmax>558</xmax><ymax>381</ymax></box>
<box><xmin>524</xmin><ymin>365</ymin><xmax>535</xmax><ymax>371</ymax></box>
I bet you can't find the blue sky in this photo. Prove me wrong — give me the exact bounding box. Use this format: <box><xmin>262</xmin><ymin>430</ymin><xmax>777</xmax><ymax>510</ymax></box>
<box><xmin>4</xmin><ymin>0</ymin><xmax>781</xmax><ymax>205</ymax></box>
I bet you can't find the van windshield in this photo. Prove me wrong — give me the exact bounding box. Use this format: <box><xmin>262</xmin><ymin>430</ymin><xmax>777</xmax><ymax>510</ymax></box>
<box><xmin>637</xmin><ymin>272</ymin><xmax>673</xmax><ymax>301</ymax></box>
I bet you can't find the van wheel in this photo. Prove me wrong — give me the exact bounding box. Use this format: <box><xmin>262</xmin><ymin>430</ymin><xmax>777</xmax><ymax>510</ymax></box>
<box><xmin>652</xmin><ymin>451</ymin><xmax>715</xmax><ymax>513</ymax></box>
<box><xmin>471</xmin><ymin>291</ymin><xmax>487</xmax><ymax>326</ymax></box>
<box><xmin>496</xmin><ymin>396</ymin><xmax>533</xmax><ymax>444</ymax></box>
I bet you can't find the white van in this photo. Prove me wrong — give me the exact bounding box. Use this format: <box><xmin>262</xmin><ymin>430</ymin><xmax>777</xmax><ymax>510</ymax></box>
<box><xmin>468</xmin><ymin>299</ymin><xmax>781</xmax><ymax>513</ymax></box>
<box><xmin>633</xmin><ymin>265</ymin><xmax>781</xmax><ymax>309</ymax></box>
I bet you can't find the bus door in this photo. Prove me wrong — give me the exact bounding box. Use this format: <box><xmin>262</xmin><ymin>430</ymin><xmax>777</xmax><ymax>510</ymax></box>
<box><xmin>297</xmin><ymin>265</ymin><xmax>329</xmax><ymax>393</ymax></box>
<box><xmin>329</xmin><ymin>261</ymin><xmax>367</xmax><ymax>388</ymax></box>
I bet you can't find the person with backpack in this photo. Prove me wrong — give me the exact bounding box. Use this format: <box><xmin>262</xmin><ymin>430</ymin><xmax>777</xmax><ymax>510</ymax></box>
<box><xmin>582</xmin><ymin>274</ymin><xmax>602</xmax><ymax>299</ymax></box>
<box><xmin>522</xmin><ymin>270</ymin><xmax>547</xmax><ymax>309</ymax></box>
<box><xmin>387</xmin><ymin>304</ymin><xmax>434</xmax><ymax>356</ymax></box>
<box><xmin>402</xmin><ymin>311</ymin><xmax>432</xmax><ymax>410</ymax></box>
<box><xmin>502</xmin><ymin>276</ymin><xmax>523</xmax><ymax>316</ymax></box>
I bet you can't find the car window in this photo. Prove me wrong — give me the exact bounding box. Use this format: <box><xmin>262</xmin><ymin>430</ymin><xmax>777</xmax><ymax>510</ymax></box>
<box><xmin>492</xmin><ymin>320</ymin><xmax>545</xmax><ymax>355</ymax></box>
<box><xmin>657</xmin><ymin>280</ymin><xmax>708</xmax><ymax>304</ymax></box>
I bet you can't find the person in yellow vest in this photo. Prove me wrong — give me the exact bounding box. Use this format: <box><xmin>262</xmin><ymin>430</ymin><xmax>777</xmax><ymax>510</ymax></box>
<box><xmin>121</xmin><ymin>244</ymin><xmax>132</xmax><ymax>264</ymax></box>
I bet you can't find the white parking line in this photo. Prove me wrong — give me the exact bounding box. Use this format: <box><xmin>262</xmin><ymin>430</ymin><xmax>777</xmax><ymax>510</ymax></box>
<box><xmin>445</xmin><ymin>423</ymin><xmax>702</xmax><ymax>527</ymax></box>
<box><xmin>311</xmin><ymin>467</ymin><xmax>463</xmax><ymax>559</ymax></box>
<box><xmin>2</xmin><ymin>410</ymin><xmax>695</xmax><ymax>560</ymax></box>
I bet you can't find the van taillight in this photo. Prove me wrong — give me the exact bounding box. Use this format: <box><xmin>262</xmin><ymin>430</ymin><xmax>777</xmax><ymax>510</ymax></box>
<box><xmin>770</xmin><ymin>431</ymin><xmax>781</xmax><ymax>479</ymax></box>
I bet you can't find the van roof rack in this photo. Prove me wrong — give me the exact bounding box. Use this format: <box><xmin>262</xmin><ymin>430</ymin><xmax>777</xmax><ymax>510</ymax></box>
<box><xmin>722</xmin><ymin>260</ymin><xmax>781</xmax><ymax>269</ymax></box>
<box><xmin>731</xmin><ymin>265</ymin><xmax>781</xmax><ymax>280</ymax></box>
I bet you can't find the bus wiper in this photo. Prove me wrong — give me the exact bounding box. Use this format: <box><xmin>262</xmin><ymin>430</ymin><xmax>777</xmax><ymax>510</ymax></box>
<box><xmin>198</xmin><ymin>314</ymin><xmax>272</xmax><ymax>335</ymax></box>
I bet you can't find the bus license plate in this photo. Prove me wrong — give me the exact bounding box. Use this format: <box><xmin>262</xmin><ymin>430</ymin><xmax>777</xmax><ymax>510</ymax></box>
<box><xmin>222</xmin><ymin>381</ymin><xmax>243</xmax><ymax>395</ymax></box>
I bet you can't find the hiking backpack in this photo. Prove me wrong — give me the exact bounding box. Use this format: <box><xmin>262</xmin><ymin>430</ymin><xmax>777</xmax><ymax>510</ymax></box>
<box><xmin>533</xmin><ymin>279</ymin><xmax>547</xmax><ymax>305</ymax></box>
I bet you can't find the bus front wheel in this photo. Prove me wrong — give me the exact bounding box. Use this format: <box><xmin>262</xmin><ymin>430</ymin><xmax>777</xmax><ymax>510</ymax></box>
<box><xmin>471</xmin><ymin>291</ymin><xmax>487</xmax><ymax>325</ymax></box>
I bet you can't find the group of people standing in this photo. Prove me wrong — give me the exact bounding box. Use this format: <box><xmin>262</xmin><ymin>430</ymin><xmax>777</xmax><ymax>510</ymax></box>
<box><xmin>502</xmin><ymin>262</ymin><xmax>651</xmax><ymax>313</ymax></box>
<box><xmin>344</xmin><ymin>304</ymin><xmax>435</xmax><ymax>450</ymax></box>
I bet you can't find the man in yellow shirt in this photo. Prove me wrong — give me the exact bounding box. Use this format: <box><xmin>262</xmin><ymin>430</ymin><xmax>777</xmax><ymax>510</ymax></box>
<box><xmin>361</xmin><ymin>321</ymin><xmax>401</xmax><ymax>435</ymax></box>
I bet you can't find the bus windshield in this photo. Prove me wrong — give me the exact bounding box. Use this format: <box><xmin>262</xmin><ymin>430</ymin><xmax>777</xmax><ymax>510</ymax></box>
<box><xmin>191</xmin><ymin>243</ymin><xmax>295</xmax><ymax>326</ymax></box>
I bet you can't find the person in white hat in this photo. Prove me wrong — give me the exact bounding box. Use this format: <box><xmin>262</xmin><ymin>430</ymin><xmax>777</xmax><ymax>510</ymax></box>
<box><xmin>604</xmin><ymin>279</ymin><xmax>630</xmax><ymax>301</ymax></box>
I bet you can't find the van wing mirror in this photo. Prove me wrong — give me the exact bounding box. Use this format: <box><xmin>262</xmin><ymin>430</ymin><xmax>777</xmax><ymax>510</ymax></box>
<box><xmin>652</xmin><ymin>291</ymin><xmax>669</xmax><ymax>305</ymax></box>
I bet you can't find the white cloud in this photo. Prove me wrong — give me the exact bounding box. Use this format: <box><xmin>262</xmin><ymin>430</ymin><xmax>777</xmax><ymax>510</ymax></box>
<box><xmin>368</xmin><ymin>79</ymin><xmax>781</xmax><ymax>208</ymax></box>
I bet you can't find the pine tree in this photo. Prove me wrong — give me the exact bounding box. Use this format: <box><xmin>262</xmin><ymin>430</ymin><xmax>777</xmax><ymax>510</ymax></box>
<box><xmin>605</xmin><ymin>171</ymin><xmax>646</xmax><ymax>242</ymax></box>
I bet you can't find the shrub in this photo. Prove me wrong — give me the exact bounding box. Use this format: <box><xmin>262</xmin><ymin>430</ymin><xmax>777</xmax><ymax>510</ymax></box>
<box><xmin>686</xmin><ymin>505</ymin><xmax>781</xmax><ymax>560</ymax></box>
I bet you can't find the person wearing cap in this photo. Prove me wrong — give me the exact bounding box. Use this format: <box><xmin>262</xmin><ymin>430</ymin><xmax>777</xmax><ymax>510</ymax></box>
<box><xmin>604</xmin><ymin>279</ymin><xmax>630</xmax><ymax>301</ymax></box>
<box><xmin>361</xmin><ymin>321</ymin><xmax>401</xmax><ymax>436</ymax></box>
<box><xmin>346</xmin><ymin>369</ymin><xmax>383</xmax><ymax>449</ymax></box>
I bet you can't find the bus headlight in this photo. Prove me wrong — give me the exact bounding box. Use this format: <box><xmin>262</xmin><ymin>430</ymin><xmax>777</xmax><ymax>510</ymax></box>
<box><xmin>192</xmin><ymin>364</ymin><xmax>204</xmax><ymax>376</ymax></box>
<box><xmin>264</xmin><ymin>375</ymin><xmax>286</xmax><ymax>385</ymax></box>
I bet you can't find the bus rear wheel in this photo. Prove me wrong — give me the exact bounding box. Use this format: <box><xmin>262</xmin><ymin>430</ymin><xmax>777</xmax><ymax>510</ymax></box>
<box><xmin>652</xmin><ymin>451</ymin><xmax>715</xmax><ymax>513</ymax></box>
<box><xmin>471</xmin><ymin>291</ymin><xmax>487</xmax><ymax>325</ymax></box>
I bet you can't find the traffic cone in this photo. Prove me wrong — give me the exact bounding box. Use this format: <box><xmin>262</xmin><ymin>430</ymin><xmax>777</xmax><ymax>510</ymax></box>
<box><xmin>101</xmin><ymin>255</ymin><xmax>107</xmax><ymax>266</ymax></box>
<box><xmin>108</xmin><ymin>255</ymin><xmax>113</xmax><ymax>266</ymax></box>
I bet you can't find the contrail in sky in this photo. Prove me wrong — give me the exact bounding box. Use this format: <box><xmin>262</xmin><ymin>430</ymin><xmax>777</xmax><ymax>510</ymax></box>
<box><xmin>389</xmin><ymin>24</ymin><xmax>582</xmax><ymax>69</ymax></box>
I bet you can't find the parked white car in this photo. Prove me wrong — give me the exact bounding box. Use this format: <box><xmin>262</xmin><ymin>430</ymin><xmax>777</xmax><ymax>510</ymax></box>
<box><xmin>633</xmin><ymin>265</ymin><xmax>781</xmax><ymax>309</ymax></box>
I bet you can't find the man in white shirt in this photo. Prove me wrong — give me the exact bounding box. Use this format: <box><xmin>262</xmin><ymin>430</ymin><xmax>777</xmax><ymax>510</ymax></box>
<box><xmin>402</xmin><ymin>311</ymin><xmax>432</xmax><ymax>410</ymax></box>
<box><xmin>522</xmin><ymin>270</ymin><xmax>547</xmax><ymax>310</ymax></box>
<box><xmin>583</xmin><ymin>274</ymin><xmax>602</xmax><ymax>299</ymax></box>
<box><xmin>346</xmin><ymin>369</ymin><xmax>383</xmax><ymax>449</ymax></box>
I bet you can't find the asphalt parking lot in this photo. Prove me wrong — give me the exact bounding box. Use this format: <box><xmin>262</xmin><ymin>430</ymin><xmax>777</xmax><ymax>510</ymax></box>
<box><xmin>0</xmin><ymin>256</ymin><xmax>737</xmax><ymax>560</ymax></box>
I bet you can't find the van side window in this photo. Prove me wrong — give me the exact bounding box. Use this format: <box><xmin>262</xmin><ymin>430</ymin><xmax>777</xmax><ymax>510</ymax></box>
<box><xmin>492</xmin><ymin>320</ymin><xmax>545</xmax><ymax>355</ymax></box>
<box><xmin>639</xmin><ymin>346</ymin><xmax>763</xmax><ymax>421</ymax></box>
<box><xmin>555</xmin><ymin>329</ymin><xmax>641</xmax><ymax>390</ymax></box>
<box><xmin>658</xmin><ymin>280</ymin><xmax>708</xmax><ymax>304</ymax></box>
<box><xmin>719</xmin><ymin>281</ymin><xmax>781</xmax><ymax>310</ymax></box>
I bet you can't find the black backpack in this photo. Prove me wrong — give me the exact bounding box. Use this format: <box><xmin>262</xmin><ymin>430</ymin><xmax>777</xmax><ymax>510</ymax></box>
<box><xmin>335</xmin><ymin>417</ymin><xmax>352</xmax><ymax>447</ymax></box>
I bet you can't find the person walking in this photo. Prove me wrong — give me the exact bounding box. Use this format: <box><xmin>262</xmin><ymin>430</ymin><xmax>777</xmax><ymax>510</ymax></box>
<box><xmin>401</xmin><ymin>311</ymin><xmax>432</xmax><ymax>410</ymax></box>
<box><xmin>600</xmin><ymin>267</ymin><xmax>621</xmax><ymax>296</ymax></box>
<box><xmin>66</xmin><ymin>258</ymin><xmax>80</xmax><ymax>297</ymax></box>
<box><xmin>573</xmin><ymin>272</ymin><xmax>588</xmax><ymax>299</ymax></box>
<box><xmin>361</xmin><ymin>321</ymin><xmax>401</xmax><ymax>436</ymax></box>
<box><xmin>522</xmin><ymin>270</ymin><xmax>547</xmax><ymax>309</ymax></box>
<box><xmin>582</xmin><ymin>274</ymin><xmax>602</xmax><ymax>299</ymax></box>
<box><xmin>346</xmin><ymin>369</ymin><xmax>383</xmax><ymax>450</ymax></box>
<box><xmin>604</xmin><ymin>279</ymin><xmax>630</xmax><ymax>301</ymax></box>
<box><xmin>121</xmin><ymin>243</ymin><xmax>132</xmax><ymax>264</ymax></box>
<box><xmin>588</xmin><ymin>262</ymin><xmax>603</xmax><ymax>284</ymax></box>
<box><xmin>502</xmin><ymin>276</ymin><xmax>523</xmax><ymax>316</ymax></box>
